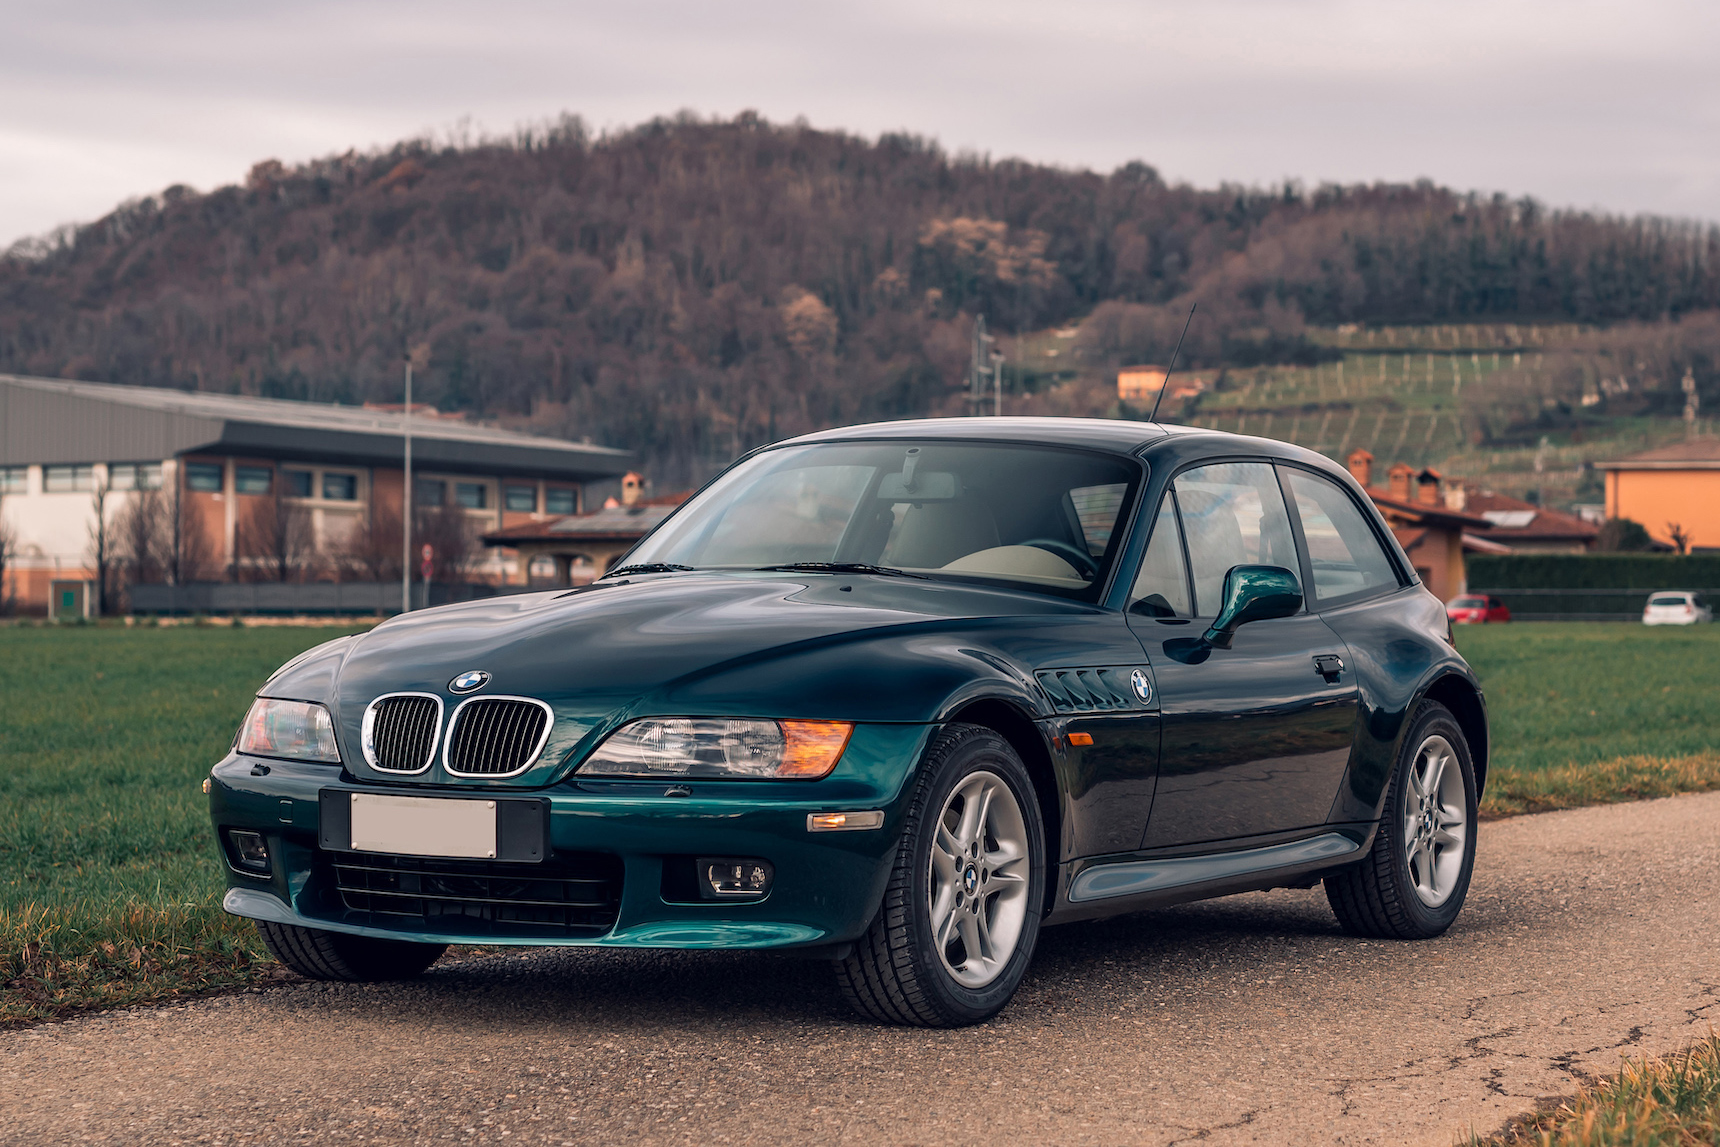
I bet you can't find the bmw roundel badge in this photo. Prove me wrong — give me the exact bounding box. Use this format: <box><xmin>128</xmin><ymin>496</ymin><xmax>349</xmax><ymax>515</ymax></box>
<box><xmin>1129</xmin><ymin>668</ymin><xmax>1153</xmax><ymax>704</ymax></box>
<box><xmin>449</xmin><ymin>670</ymin><xmax>491</xmax><ymax>694</ymax></box>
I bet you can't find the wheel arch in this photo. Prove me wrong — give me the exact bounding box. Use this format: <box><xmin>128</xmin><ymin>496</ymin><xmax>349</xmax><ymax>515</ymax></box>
<box><xmin>944</xmin><ymin>698</ymin><xmax>1062</xmax><ymax>905</ymax></box>
<box><xmin>1421</xmin><ymin>673</ymin><xmax>1489</xmax><ymax>794</ymax></box>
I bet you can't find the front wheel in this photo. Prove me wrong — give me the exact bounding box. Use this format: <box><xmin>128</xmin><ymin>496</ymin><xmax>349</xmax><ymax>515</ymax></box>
<box><xmin>835</xmin><ymin>723</ymin><xmax>1046</xmax><ymax>1027</ymax></box>
<box><xmin>1325</xmin><ymin>700</ymin><xmax>1477</xmax><ymax>939</ymax></box>
<box><xmin>257</xmin><ymin>920</ymin><xmax>447</xmax><ymax>981</ymax></box>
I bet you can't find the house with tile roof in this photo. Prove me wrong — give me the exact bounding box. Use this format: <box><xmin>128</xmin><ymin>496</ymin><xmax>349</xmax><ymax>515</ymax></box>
<box><xmin>1344</xmin><ymin>450</ymin><xmax>1493</xmax><ymax>601</ymax></box>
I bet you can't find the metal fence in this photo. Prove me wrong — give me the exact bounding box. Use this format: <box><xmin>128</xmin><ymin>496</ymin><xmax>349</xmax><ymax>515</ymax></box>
<box><xmin>127</xmin><ymin>582</ymin><xmax>530</xmax><ymax>616</ymax></box>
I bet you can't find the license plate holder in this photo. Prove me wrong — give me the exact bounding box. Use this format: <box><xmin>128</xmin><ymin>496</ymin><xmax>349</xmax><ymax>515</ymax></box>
<box><xmin>320</xmin><ymin>791</ymin><xmax>546</xmax><ymax>862</ymax></box>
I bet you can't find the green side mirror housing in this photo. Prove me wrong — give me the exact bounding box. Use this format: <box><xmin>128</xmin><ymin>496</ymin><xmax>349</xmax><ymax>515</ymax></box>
<box><xmin>1202</xmin><ymin>565</ymin><xmax>1303</xmax><ymax>649</ymax></box>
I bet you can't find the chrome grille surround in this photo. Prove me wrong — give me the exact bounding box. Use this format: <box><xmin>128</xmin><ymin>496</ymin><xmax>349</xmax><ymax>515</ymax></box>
<box><xmin>442</xmin><ymin>696</ymin><xmax>555</xmax><ymax>778</ymax></box>
<box><xmin>361</xmin><ymin>692</ymin><xmax>445</xmax><ymax>774</ymax></box>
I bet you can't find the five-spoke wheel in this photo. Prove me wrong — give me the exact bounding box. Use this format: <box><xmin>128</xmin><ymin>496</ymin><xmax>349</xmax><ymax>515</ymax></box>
<box><xmin>836</xmin><ymin>724</ymin><xmax>1046</xmax><ymax>1027</ymax></box>
<box><xmin>1326</xmin><ymin>700</ymin><xmax>1478</xmax><ymax>939</ymax></box>
<box><xmin>928</xmin><ymin>770</ymin><xmax>1032</xmax><ymax>989</ymax></box>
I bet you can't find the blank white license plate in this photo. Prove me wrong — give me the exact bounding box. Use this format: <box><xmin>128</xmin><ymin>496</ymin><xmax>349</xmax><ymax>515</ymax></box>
<box><xmin>348</xmin><ymin>793</ymin><xmax>497</xmax><ymax>859</ymax></box>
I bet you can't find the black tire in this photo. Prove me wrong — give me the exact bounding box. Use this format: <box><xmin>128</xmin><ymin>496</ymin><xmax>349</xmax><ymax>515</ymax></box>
<box><xmin>834</xmin><ymin>723</ymin><xmax>1047</xmax><ymax>1027</ymax></box>
<box><xmin>1325</xmin><ymin>700</ymin><xmax>1478</xmax><ymax>939</ymax></box>
<box><xmin>256</xmin><ymin>920</ymin><xmax>447</xmax><ymax>981</ymax></box>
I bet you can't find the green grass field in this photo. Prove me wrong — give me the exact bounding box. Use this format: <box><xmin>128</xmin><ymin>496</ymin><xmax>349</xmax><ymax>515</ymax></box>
<box><xmin>2</xmin><ymin>621</ymin><xmax>1718</xmax><ymax>1025</ymax></box>
<box><xmin>1</xmin><ymin>625</ymin><xmax>365</xmax><ymax>1023</ymax></box>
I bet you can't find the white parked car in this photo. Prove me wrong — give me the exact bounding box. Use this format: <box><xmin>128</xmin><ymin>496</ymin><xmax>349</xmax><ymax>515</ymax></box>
<box><xmin>1642</xmin><ymin>591</ymin><xmax>1713</xmax><ymax>626</ymax></box>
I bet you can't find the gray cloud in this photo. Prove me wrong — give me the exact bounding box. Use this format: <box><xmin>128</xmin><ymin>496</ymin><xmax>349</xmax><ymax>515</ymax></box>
<box><xmin>3</xmin><ymin>0</ymin><xmax>1716</xmax><ymax>247</ymax></box>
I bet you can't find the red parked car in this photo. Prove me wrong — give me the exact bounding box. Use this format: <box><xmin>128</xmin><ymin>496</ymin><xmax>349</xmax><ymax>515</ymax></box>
<box><xmin>1446</xmin><ymin>594</ymin><xmax>1510</xmax><ymax>624</ymax></box>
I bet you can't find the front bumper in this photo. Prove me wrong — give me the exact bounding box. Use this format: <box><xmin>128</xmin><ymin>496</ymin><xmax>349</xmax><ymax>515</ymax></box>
<box><xmin>210</xmin><ymin>723</ymin><xmax>932</xmax><ymax>950</ymax></box>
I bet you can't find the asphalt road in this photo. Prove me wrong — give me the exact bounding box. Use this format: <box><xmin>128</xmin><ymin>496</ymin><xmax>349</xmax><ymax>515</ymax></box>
<box><xmin>5</xmin><ymin>792</ymin><xmax>1718</xmax><ymax>1146</ymax></box>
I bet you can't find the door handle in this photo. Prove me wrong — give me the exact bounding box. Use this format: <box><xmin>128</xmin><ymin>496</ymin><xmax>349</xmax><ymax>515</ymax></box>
<box><xmin>1313</xmin><ymin>654</ymin><xmax>1344</xmax><ymax>682</ymax></box>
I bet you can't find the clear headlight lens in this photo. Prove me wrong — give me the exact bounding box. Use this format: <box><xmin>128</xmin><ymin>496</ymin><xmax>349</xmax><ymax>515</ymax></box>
<box><xmin>577</xmin><ymin>718</ymin><xmax>853</xmax><ymax>780</ymax></box>
<box><xmin>236</xmin><ymin>698</ymin><xmax>341</xmax><ymax>763</ymax></box>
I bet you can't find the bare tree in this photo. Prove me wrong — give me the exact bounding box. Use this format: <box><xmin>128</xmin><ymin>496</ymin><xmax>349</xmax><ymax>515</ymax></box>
<box><xmin>87</xmin><ymin>481</ymin><xmax>113</xmax><ymax>616</ymax></box>
<box><xmin>337</xmin><ymin>496</ymin><xmax>403</xmax><ymax>582</ymax></box>
<box><xmin>114</xmin><ymin>487</ymin><xmax>168</xmax><ymax>587</ymax></box>
<box><xmin>1667</xmin><ymin>522</ymin><xmax>1692</xmax><ymax>555</ymax></box>
<box><xmin>237</xmin><ymin>493</ymin><xmax>315</xmax><ymax>581</ymax></box>
<box><xmin>167</xmin><ymin>484</ymin><xmax>215</xmax><ymax>584</ymax></box>
<box><xmin>415</xmin><ymin>505</ymin><xmax>483</xmax><ymax>583</ymax></box>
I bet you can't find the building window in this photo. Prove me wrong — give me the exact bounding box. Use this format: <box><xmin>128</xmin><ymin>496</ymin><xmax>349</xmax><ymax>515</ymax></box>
<box><xmin>415</xmin><ymin>478</ymin><xmax>446</xmax><ymax>508</ymax></box>
<box><xmin>526</xmin><ymin>554</ymin><xmax>558</xmax><ymax>580</ymax></box>
<box><xmin>0</xmin><ymin>466</ymin><xmax>26</xmax><ymax>494</ymax></box>
<box><xmin>109</xmin><ymin>462</ymin><xmax>164</xmax><ymax>491</ymax></box>
<box><xmin>283</xmin><ymin>469</ymin><xmax>313</xmax><ymax>498</ymax></box>
<box><xmin>234</xmin><ymin>466</ymin><xmax>273</xmax><ymax>495</ymax></box>
<box><xmin>185</xmin><ymin>462</ymin><xmax>224</xmax><ymax>492</ymax></box>
<box><xmin>454</xmin><ymin>482</ymin><xmax>488</xmax><ymax>509</ymax></box>
<box><xmin>45</xmin><ymin>464</ymin><xmax>95</xmax><ymax>493</ymax></box>
<box><xmin>504</xmin><ymin>484</ymin><xmax>537</xmax><ymax>513</ymax></box>
<box><xmin>545</xmin><ymin>487</ymin><xmax>576</xmax><ymax>515</ymax></box>
<box><xmin>322</xmin><ymin>473</ymin><xmax>358</xmax><ymax>501</ymax></box>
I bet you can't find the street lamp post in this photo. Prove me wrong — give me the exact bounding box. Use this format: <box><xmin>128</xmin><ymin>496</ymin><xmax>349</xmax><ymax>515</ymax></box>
<box><xmin>401</xmin><ymin>360</ymin><xmax>412</xmax><ymax>614</ymax></box>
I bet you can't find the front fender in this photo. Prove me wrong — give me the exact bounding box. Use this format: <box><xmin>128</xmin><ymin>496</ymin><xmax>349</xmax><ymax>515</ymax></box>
<box><xmin>257</xmin><ymin>635</ymin><xmax>358</xmax><ymax>704</ymax></box>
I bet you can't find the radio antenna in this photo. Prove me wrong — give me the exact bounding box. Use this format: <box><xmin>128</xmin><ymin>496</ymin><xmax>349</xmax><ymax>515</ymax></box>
<box><xmin>1148</xmin><ymin>302</ymin><xmax>1197</xmax><ymax>424</ymax></box>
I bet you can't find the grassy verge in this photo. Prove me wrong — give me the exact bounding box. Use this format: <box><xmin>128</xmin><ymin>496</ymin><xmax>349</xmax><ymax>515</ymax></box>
<box><xmin>1469</xmin><ymin>1036</ymin><xmax>1720</xmax><ymax>1146</ymax></box>
<box><xmin>1481</xmin><ymin>753</ymin><xmax>1720</xmax><ymax>818</ymax></box>
<box><xmin>1</xmin><ymin>625</ymin><xmax>363</xmax><ymax>1027</ymax></box>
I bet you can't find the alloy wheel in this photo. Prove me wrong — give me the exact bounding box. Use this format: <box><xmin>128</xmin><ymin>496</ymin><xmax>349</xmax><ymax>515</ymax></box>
<box><xmin>1401</xmin><ymin>733</ymin><xmax>1468</xmax><ymax>908</ymax></box>
<box><xmin>927</xmin><ymin>769</ymin><xmax>1031</xmax><ymax>988</ymax></box>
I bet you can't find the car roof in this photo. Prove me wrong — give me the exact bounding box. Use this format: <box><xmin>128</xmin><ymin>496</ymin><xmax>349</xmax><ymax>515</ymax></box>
<box><xmin>780</xmin><ymin>417</ymin><xmax>1353</xmax><ymax>476</ymax></box>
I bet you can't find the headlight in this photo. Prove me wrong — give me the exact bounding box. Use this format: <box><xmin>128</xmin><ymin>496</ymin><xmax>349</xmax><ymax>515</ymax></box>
<box><xmin>237</xmin><ymin>698</ymin><xmax>341</xmax><ymax>763</ymax></box>
<box><xmin>576</xmin><ymin>718</ymin><xmax>853</xmax><ymax>780</ymax></box>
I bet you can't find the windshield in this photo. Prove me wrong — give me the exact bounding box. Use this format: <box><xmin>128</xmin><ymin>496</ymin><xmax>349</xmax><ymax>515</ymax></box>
<box><xmin>1451</xmin><ymin>597</ymin><xmax>1486</xmax><ymax>609</ymax></box>
<box><xmin>1650</xmin><ymin>595</ymin><xmax>1690</xmax><ymax>607</ymax></box>
<box><xmin>622</xmin><ymin>440</ymin><xmax>1141</xmax><ymax>600</ymax></box>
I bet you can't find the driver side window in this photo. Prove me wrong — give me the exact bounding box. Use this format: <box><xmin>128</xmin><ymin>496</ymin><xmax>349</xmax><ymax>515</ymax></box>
<box><xmin>1173</xmin><ymin>462</ymin><xmax>1299</xmax><ymax>617</ymax></box>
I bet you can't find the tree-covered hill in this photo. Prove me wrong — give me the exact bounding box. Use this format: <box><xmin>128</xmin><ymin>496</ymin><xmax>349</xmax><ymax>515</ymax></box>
<box><xmin>3</xmin><ymin>112</ymin><xmax>1716</xmax><ymax>479</ymax></box>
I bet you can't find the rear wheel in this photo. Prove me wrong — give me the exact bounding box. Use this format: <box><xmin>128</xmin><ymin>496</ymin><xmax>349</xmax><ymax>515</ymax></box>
<box><xmin>257</xmin><ymin>920</ymin><xmax>447</xmax><ymax>981</ymax></box>
<box><xmin>835</xmin><ymin>723</ymin><xmax>1046</xmax><ymax>1027</ymax></box>
<box><xmin>1325</xmin><ymin>701</ymin><xmax>1477</xmax><ymax>939</ymax></box>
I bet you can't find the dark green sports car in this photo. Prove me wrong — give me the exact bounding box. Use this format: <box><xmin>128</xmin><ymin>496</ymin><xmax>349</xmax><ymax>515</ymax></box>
<box><xmin>210</xmin><ymin>418</ymin><xmax>1486</xmax><ymax>1027</ymax></box>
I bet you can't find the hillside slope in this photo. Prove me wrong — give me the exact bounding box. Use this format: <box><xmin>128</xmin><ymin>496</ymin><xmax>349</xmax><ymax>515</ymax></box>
<box><xmin>2</xmin><ymin>113</ymin><xmax>1717</xmax><ymax>478</ymax></box>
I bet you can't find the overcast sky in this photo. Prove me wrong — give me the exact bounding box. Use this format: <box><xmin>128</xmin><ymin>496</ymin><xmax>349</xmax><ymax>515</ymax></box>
<box><xmin>4</xmin><ymin>0</ymin><xmax>1717</xmax><ymax>248</ymax></box>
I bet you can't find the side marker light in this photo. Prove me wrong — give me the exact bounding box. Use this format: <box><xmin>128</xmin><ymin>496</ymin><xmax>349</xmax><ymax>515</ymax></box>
<box><xmin>1067</xmin><ymin>732</ymin><xmax>1094</xmax><ymax>746</ymax></box>
<box><xmin>807</xmin><ymin>811</ymin><xmax>885</xmax><ymax>832</ymax></box>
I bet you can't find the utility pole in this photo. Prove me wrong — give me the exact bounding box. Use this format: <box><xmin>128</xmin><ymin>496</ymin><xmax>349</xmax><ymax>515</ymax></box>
<box><xmin>969</xmin><ymin>316</ymin><xmax>995</xmax><ymax>416</ymax></box>
<box><xmin>401</xmin><ymin>358</ymin><xmax>413</xmax><ymax>614</ymax></box>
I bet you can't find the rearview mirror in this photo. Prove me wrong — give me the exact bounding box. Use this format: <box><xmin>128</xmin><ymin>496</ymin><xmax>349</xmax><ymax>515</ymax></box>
<box><xmin>1202</xmin><ymin>565</ymin><xmax>1302</xmax><ymax>649</ymax></box>
<box><xmin>877</xmin><ymin>470</ymin><xmax>958</xmax><ymax>502</ymax></box>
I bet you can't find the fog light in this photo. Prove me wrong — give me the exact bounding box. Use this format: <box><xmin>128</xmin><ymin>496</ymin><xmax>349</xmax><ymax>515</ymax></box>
<box><xmin>228</xmin><ymin>830</ymin><xmax>270</xmax><ymax>873</ymax></box>
<box><xmin>698</xmin><ymin>858</ymin><xmax>773</xmax><ymax>899</ymax></box>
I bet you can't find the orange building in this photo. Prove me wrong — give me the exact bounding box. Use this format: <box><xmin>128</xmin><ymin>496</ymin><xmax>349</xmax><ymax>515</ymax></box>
<box><xmin>1598</xmin><ymin>439</ymin><xmax>1720</xmax><ymax>551</ymax></box>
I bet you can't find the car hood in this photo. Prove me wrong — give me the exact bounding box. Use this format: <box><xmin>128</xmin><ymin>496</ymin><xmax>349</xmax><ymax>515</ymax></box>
<box><xmin>318</xmin><ymin>573</ymin><xmax>1092</xmax><ymax>775</ymax></box>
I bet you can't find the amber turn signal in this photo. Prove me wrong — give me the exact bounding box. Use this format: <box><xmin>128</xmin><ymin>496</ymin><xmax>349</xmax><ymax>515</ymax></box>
<box><xmin>1067</xmin><ymin>732</ymin><xmax>1094</xmax><ymax>747</ymax></box>
<box><xmin>777</xmin><ymin>720</ymin><xmax>855</xmax><ymax>778</ymax></box>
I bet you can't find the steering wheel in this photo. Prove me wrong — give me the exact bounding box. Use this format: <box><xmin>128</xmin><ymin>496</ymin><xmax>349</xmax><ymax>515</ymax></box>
<box><xmin>1021</xmin><ymin>538</ymin><xmax>1100</xmax><ymax>581</ymax></box>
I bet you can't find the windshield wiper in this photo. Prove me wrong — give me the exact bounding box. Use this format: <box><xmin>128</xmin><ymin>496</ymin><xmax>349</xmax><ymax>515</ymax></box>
<box><xmin>602</xmin><ymin>563</ymin><xmax>698</xmax><ymax>578</ymax></box>
<box><xmin>754</xmin><ymin>562</ymin><xmax>927</xmax><ymax>579</ymax></box>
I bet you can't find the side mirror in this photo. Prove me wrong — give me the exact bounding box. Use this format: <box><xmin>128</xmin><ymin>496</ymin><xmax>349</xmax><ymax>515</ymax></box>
<box><xmin>1202</xmin><ymin>565</ymin><xmax>1302</xmax><ymax>649</ymax></box>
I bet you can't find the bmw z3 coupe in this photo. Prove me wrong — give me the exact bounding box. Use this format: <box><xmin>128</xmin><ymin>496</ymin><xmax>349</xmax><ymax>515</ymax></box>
<box><xmin>210</xmin><ymin>418</ymin><xmax>1487</xmax><ymax>1027</ymax></box>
